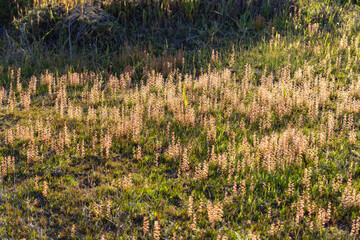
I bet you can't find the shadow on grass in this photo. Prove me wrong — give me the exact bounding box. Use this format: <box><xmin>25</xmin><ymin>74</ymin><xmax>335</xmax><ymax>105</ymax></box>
<box><xmin>5</xmin><ymin>0</ymin><xmax>295</xmax><ymax>49</ymax></box>
<box><xmin>0</xmin><ymin>0</ymin><xmax>297</xmax><ymax>82</ymax></box>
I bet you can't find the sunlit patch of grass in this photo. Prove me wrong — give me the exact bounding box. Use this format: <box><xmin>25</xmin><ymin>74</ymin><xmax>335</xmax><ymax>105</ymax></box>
<box><xmin>1</xmin><ymin>1</ymin><xmax>360</xmax><ymax>239</ymax></box>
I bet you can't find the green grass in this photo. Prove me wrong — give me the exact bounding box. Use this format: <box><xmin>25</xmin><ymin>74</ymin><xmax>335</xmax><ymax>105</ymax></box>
<box><xmin>0</xmin><ymin>0</ymin><xmax>360</xmax><ymax>239</ymax></box>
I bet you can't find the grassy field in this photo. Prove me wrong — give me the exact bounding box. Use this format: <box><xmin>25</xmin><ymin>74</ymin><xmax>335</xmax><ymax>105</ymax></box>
<box><xmin>1</xmin><ymin>0</ymin><xmax>360</xmax><ymax>239</ymax></box>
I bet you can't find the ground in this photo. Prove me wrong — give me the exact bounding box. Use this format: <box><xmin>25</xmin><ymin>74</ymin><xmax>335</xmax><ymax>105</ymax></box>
<box><xmin>0</xmin><ymin>0</ymin><xmax>360</xmax><ymax>239</ymax></box>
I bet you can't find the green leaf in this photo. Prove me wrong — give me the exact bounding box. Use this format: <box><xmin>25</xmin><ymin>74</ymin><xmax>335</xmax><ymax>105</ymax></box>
<box><xmin>183</xmin><ymin>83</ymin><xmax>187</xmax><ymax>109</ymax></box>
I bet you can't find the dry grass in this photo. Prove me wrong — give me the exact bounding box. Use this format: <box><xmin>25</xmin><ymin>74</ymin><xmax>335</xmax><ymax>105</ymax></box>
<box><xmin>0</xmin><ymin>0</ymin><xmax>360</xmax><ymax>239</ymax></box>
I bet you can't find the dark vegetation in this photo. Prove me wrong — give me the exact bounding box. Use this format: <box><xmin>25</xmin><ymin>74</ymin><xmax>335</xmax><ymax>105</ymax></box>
<box><xmin>1</xmin><ymin>0</ymin><xmax>295</xmax><ymax>73</ymax></box>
